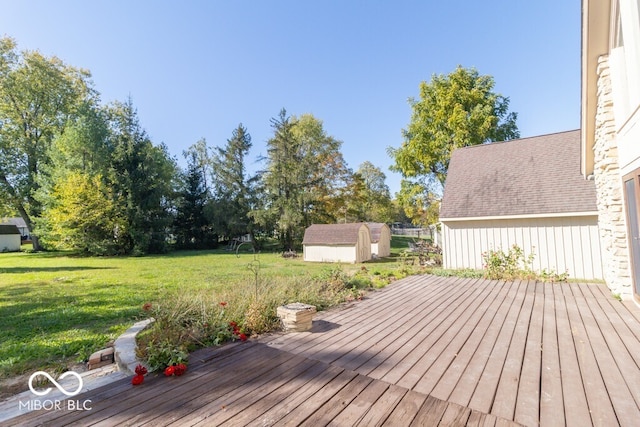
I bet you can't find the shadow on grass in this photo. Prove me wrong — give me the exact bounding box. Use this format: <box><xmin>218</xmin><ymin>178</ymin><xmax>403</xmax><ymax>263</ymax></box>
<box><xmin>0</xmin><ymin>266</ymin><xmax>115</xmax><ymax>274</ymax></box>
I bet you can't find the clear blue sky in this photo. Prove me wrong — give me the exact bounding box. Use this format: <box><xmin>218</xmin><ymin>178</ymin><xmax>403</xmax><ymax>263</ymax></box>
<box><xmin>1</xmin><ymin>0</ymin><xmax>581</xmax><ymax>194</ymax></box>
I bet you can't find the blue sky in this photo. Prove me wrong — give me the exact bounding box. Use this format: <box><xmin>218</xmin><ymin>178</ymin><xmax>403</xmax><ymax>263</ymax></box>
<box><xmin>1</xmin><ymin>0</ymin><xmax>581</xmax><ymax>194</ymax></box>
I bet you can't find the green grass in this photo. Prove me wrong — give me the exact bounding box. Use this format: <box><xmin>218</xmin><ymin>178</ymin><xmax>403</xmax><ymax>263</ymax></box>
<box><xmin>0</xmin><ymin>244</ymin><xmax>416</xmax><ymax>379</ymax></box>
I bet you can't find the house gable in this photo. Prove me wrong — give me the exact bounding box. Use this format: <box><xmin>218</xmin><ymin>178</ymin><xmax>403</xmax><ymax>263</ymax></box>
<box><xmin>440</xmin><ymin>130</ymin><xmax>597</xmax><ymax>220</ymax></box>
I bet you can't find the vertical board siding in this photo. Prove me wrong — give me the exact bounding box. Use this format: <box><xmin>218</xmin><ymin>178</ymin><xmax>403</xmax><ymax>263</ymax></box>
<box><xmin>442</xmin><ymin>216</ymin><xmax>604</xmax><ymax>280</ymax></box>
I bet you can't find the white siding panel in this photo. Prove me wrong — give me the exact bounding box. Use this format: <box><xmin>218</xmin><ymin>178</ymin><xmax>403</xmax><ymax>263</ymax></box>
<box><xmin>441</xmin><ymin>216</ymin><xmax>604</xmax><ymax>280</ymax></box>
<box><xmin>303</xmin><ymin>245</ymin><xmax>357</xmax><ymax>263</ymax></box>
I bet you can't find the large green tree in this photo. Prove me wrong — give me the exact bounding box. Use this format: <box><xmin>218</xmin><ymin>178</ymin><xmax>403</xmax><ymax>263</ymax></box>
<box><xmin>211</xmin><ymin>124</ymin><xmax>255</xmax><ymax>241</ymax></box>
<box><xmin>389</xmin><ymin>66</ymin><xmax>519</xmax><ymax>225</ymax></box>
<box><xmin>347</xmin><ymin>161</ymin><xmax>394</xmax><ymax>223</ymax></box>
<box><xmin>389</xmin><ymin>66</ymin><xmax>519</xmax><ymax>187</ymax></box>
<box><xmin>0</xmin><ymin>37</ymin><xmax>94</xmax><ymax>250</ymax></box>
<box><xmin>252</xmin><ymin>109</ymin><xmax>351</xmax><ymax>250</ymax></box>
<box><xmin>108</xmin><ymin>99</ymin><xmax>177</xmax><ymax>254</ymax></box>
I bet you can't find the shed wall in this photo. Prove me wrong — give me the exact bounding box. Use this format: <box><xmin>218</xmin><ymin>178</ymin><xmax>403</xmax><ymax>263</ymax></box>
<box><xmin>0</xmin><ymin>235</ymin><xmax>21</xmax><ymax>252</ymax></box>
<box><xmin>303</xmin><ymin>245</ymin><xmax>357</xmax><ymax>263</ymax></box>
<box><xmin>442</xmin><ymin>215</ymin><xmax>604</xmax><ymax>280</ymax></box>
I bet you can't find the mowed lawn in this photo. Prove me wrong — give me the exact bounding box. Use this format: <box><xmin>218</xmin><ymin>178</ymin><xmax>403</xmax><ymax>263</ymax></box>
<box><xmin>0</xmin><ymin>239</ymin><xmax>425</xmax><ymax>382</ymax></box>
<box><xmin>0</xmin><ymin>247</ymin><xmax>369</xmax><ymax>381</ymax></box>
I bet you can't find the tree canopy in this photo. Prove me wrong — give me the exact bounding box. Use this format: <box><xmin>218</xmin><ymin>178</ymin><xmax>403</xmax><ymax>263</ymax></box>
<box><xmin>389</xmin><ymin>66</ymin><xmax>519</xmax><ymax>225</ymax></box>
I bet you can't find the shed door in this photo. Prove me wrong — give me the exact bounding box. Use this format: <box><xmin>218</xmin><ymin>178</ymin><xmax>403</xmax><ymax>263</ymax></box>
<box><xmin>624</xmin><ymin>170</ymin><xmax>640</xmax><ymax>301</ymax></box>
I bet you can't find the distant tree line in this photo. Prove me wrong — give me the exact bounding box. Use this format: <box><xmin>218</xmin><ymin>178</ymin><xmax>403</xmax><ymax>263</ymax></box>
<box><xmin>0</xmin><ymin>37</ymin><xmax>400</xmax><ymax>255</ymax></box>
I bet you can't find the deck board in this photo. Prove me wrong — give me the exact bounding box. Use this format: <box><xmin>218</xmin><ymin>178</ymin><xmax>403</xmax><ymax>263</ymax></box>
<box><xmin>5</xmin><ymin>275</ymin><xmax>640</xmax><ymax>427</ymax></box>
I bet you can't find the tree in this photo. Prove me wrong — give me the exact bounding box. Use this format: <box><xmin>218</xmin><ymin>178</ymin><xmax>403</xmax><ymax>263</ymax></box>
<box><xmin>174</xmin><ymin>150</ymin><xmax>214</xmax><ymax>249</ymax></box>
<box><xmin>0</xmin><ymin>37</ymin><xmax>94</xmax><ymax>250</ymax></box>
<box><xmin>389</xmin><ymin>66</ymin><xmax>519</xmax><ymax>225</ymax></box>
<box><xmin>347</xmin><ymin>161</ymin><xmax>394</xmax><ymax>223</ymax></box>
<box><xmin>108</xmin><ymin>99</ymin><xmax>177</xmax><ymax>254</ymax></box>
<box><xmin>210</xmin><ymin>124</ymin><xmax>255</xmax><ymax>241</ymax></box>
<box><xmin>252</xmin><ymin>109</ymin><xmax>351</xmax><ymax>249</ymax></box>
<box><xmin>36</xmin><ymin>105</ymin><xmax>124</xmax><ymax>254</ymax></box>
<box><xmin>389</xmin><ymin>66</ymin><xmax>519</xmax><ymax>189</ymax></box>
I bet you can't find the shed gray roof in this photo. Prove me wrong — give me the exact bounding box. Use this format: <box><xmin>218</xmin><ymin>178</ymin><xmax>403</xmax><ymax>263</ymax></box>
<box><xmin>0</xmin><ymin>224</ymin><xmax>21</xmax><ymax>235</ymax></box>
<box><xmin>440</xmin><ymin>130</ymin><xmax>597</xmax><ymax>219</ymax></box>
<box><xmin>366</xmin><ymin>223</ymin><xmax>388</xmax><ymax>243</ymax></box>
<box><xmin>302</xmin><ymin>223</ymin><xmax>369</xmax><ymax>245</ymax></box>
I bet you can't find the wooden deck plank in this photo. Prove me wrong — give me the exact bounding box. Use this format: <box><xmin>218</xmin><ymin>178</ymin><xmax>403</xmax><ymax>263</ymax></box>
<box><xmin>353</xmin><ymin>384</ymin><xmax>408</xmax><ymax>427</ymax></box>
<box><xmin>396</xmin><ymin>280</ymin><xmax>496</xmax><ymax>394</ymax></box>
<box><xmin>353</xmin><ymin>277</ymin><xmax>475</xmax><ymax>378</ymax></box>
<box><xmin>429</xmin><ymin>279</ymin><xmax>514</xmax><ymax>402</ymax></box>
<box><xmin>465</xmin><ymin>280</ymin><xmax>528</xmax><ymax>413</ymax></box>
<box><xmin>306</xmin><ymin>276</ymin><xmax>457</xmax><ymax>368</ymax></box>
<box><xmin>326</xmin><ymin>378</ymin><xmax>390</xmax><ymax>426</ymax></box>
<box><xmin>272</xmin><ymin>369</ymin><xmax>359</xmax><ymax>426</ymax></box>
<box><xmin>368</xmin><ymin>277</ymin><xmax>483</xmax><ymax>383</ymax></box>
<box><xmin>560</xmin><ymin>283</ymin><xmax>618</xmax><ymax>426</ymax></box>
<box><xmin>297</xmin><ymin>374</ymin><xmax>374</xmax><ymax>426</ymax></box>
<box><xmin>538</xmin><ymin>282</ymin><xmax>564</xmax><ymax>427</ymax></box>
<box><xmin>330</xmin><ymin>276</ymin><xmax>463</xmax><ymax>373</ymax></box>
<box><xmin>408</xmin><ymin>394</ymin><xmax>448</xmax><ymax>426</ymax></box>
<box><xmin>438</xmin><ymin>401</ymin><xmax>472</xmax><ymax>426</ymax></box>
<box><xmin>381</xmin><ymin>389</ymin><xmax>427</xmax><ymax>426</ymax></box>
<box><xmin>568</xmin><ymin>282</ymin><xmax>640</xmax><ymax>426</ymax></box>
<box><xmin>242</xmin><ymin>364</ymin><xmax>345</xmax><ymax>427</ymax></box>
<box><xmin>491</xmin><ymin>280</ymin><xmax>537</xmax><ymax>421</ymax></box>
<box><xmin>513</xmin><ymin>281</ymin><xmax>544</xmax><ymax>427</ymax></box>
<box><xmin>447</xmin><ymin>280</ymin><xmax>524</xmax><ymax>409</ymax></box>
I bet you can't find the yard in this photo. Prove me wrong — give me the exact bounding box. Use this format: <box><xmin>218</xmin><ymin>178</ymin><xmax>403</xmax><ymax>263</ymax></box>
<box><xmin>0</xmin><ymin>236</ymin><xmax>430</xmax><ymax>393</ymax></box>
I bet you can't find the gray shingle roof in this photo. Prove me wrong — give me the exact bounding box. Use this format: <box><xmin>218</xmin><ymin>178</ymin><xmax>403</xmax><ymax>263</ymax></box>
<box><xmin>366</xmin><ymin>223</ymin><xmax>387</xmax><ymax>243</ymax></box>
<box><xmin>302</xmin><ymin>223</ymin><xmax>368</xmax><ymax>245</ymax></box>
<box><xmin>440</xmin><ymin>130</ymin><xmax>597</xmax><ymax>219</ymax></box>
<box><xmin>0</xmin><ymin>224</ymin><xmax>20</xmax><ymax>235</ymax></box>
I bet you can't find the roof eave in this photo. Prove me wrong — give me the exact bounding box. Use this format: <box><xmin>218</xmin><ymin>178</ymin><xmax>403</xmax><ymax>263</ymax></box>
<box><xmin>581</xmin><ymin>0</ymin><xmax>611</xmax><ymax>177</ymax></box>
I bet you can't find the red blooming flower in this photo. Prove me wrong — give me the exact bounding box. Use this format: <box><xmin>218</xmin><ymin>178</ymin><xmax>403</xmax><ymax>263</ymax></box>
<box><xmin>229</xmin><ymin>321</ymin><xmax>237</xmax><ymax>328</ymax></box>
<box><xmin>238</xmin><ymin>333</ymin><xmax>247</xmax><ymax>341</ymax></box>
<box><xmin>135</xmin><ymin>364</ymin><xmax>148</xmax><ymax>375</ymax></box>
<box><xmin>142</xmin><ymin>303</ymin><xmax>152</xmax><ymax>312</ymax></box>
<box><xmin>174</xmin><ymin>363</ymin><xmax>187</xmax><ymax>376</ymax></box>
<box><xmin>164</xmin><ymin>366</ymin><xmax>175</xmax><ymax>376</ymax></box>
<box><xmin>131</xmin><ymin>374</ymin><xmax>144</xmax><ymax>385</ymax></box>
<box><xmin>219</xmin><ymin>301</ymin><xmax>228</xmax><ymax>307</ymax></box>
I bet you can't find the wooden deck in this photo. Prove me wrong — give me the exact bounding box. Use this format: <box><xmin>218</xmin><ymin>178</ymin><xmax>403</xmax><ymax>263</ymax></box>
<box><xmin>6</xmin><ymin>275</ymin><xmax>640</xmax><ymax>426</ymax></box>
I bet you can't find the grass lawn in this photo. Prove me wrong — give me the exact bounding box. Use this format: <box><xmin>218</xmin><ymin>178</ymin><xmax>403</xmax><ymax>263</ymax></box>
<box><xmin>0</xmin><ymin>239</ymin><xmax>424</xmax><ymax>381</ymax></box>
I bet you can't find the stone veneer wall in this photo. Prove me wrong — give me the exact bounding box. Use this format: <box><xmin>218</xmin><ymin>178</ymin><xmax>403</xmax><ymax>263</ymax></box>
<box><xmin>593</xmin><ymin>55</ymin><xmax>632</xmax><ymax>297</ymax></box>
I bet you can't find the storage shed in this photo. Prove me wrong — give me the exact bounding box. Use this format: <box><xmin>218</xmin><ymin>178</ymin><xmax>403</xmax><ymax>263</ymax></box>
<box><xmin>302</xmin><ymin>223</ymin><xmax>372</xmax><ymax>263</ymax></box>
<box><xmin>368</xmin><ymin>223</ymin><xmax>391</xmax><ymax>257</ymax></box>
<box><xmin>0</xmin><ymin>224</ymin><xmax>21</xmax><ymax>252</ymax></box>
<box><xmin>440</xmin><ymin>130</ymin><xmax>604</xmax><ymax>280</ymax></box>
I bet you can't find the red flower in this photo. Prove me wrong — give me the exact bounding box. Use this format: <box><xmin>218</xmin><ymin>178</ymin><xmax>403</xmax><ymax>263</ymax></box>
<box><xmin>131</xmin><ymin>374</ymin><xmax>144</xmax><ymax>385</ymax></box>
<box><xmin>174</xmin><ymin>363</ymin><xmax>187</xmax><ymax>376</ymax></box>
<box><xmin>164</xmin><ymin>366</ymin><xmax>175</xmax><ymax>376</ymax></box>
<box><xmin>238</xmin><ymin>333</ymin><xmax>247</xmax><ymax>341</ymax></box>
<box><xmin>229</xmin><ymin>321</ymin><xmax>237</xmax><ymax>328</ymax></box>
<box><xmin>142</xmin><ymin>303</ymin><xmax>152</xmax><ymax>312</ymax></box>
<box><xmin>134</xmin><ymin>364</ymin><xmax>148</xmax><ymax>375</ymax></box>
<box><xmin>219</xmin><ymin>302</ymin><xmax>228</xmax><ymax>307</ymax></box>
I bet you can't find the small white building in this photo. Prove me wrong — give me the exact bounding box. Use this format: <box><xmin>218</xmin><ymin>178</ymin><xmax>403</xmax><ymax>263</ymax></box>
<box><xmin>440</xmin><ymin>130</ymin><xmax>604</xmax><ymax>280</ymax></box>
<box><xmin>368</xmin><ymin>223</ymin><xmax>391</xmax><ymax>258</ymax></box>
<box><xmin>302</xmin><ymin>223</ymin><xmax>372</xmax><ymax>263</ymax></box>
<box><xmin>0</xmin><ymin>225</ymin><xmax>21</xmax><ymax>252</ymax></box>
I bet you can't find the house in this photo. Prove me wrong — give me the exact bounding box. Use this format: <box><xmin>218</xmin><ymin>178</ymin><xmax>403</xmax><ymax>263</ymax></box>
<box><xmin>440</xmin><ymin>130</ymin><xmax>604</xmax><ymax>280</ymax></box>
<box><xmin>0</xmin><ymin>224</ymin><xmax>21</xmax><ymax>252</ymax></box>
<box><xmin>582</xmin><ymin>0</ymin><xmax>640</xmax><ymax>300</ymax></box>
<box><xmin>1</xmin><ymin>217</ymin><xmax>29</xmax><ymax>240</ymax></box>
<box><xmin>367</xmin><ymin>223</ymin><xmax>391</xmax><ymax>258</ymax></box>
<box><xmin>302</xmin><ymin>223</ymin><xmax>372</xmax><ymax>263</ymax></box>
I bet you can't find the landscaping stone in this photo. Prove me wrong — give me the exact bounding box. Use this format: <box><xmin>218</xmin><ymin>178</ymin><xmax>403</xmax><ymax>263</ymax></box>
<box><xmin>277</xmin><ymin>303</ymin><xmax>316</xmax><ymax>332</ymax></box>
<box><xmin>113</xmin><ymin>318</ymin><xmax>153</xmax><ymax>375</ymax></box>
<box><xmin>87</xmin><ymin>347</ymin><xmax>114</xmax><ymax>370</ymax></box>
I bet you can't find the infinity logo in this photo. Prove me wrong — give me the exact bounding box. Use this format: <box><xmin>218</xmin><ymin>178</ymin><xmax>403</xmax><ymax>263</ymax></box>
<box><xmin>28</xmin><ymin>371</ymin><xmax>84</xmax><ymax>397</ymax></box>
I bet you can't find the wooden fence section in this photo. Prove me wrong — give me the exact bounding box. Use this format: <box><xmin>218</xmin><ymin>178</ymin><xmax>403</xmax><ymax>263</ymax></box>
<box><xmin>7</xmin><ymin>275</ymin><xmax>640</xmax><ymax>426</ymax></box>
